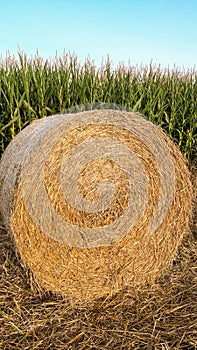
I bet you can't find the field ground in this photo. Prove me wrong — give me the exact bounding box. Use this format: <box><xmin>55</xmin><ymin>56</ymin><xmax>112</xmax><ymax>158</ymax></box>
<box><xmin>0</xmin><ymin>165</ymin><xmax>196</xmax><ymax>350</ymax></box>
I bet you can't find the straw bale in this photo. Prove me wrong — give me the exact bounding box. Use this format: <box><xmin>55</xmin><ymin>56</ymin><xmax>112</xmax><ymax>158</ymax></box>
<box><xmin>0</xmin><ymin>109</ymin><xmax>192</xmax><ymax>302</ymax></box>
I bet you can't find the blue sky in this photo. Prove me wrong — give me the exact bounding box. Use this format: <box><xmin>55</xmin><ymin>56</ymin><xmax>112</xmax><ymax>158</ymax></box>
<box><xmin>0</xmin><ymin>0</ymin><xmax>196</xmax><ymax>69</ymax></box>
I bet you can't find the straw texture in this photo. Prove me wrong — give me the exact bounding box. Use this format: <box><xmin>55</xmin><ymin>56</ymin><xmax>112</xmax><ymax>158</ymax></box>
<box><xmin>0</xmin><ymin>109</ymin><xmax>192</xmax><ymax>302</ymax></box>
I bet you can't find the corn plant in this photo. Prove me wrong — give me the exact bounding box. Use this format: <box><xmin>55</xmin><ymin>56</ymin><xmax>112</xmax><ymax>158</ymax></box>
<box><xmin>0</xmin><ymin>51</ymin><xmax>196</xmax><ymax>162</ymax></box>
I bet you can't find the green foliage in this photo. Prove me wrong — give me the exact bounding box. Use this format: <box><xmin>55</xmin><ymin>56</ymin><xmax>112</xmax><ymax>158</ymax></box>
<box><xmin>0</xmin><ymin>51</ymin><xmax>196</xmax><ymax>162</ymax></box>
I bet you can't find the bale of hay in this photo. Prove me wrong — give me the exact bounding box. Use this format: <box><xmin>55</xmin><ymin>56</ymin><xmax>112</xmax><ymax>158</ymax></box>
<box><xmin>0</xmin><ymin>110</ymin><xmax>192</xmax><ymax>302</ymax></box>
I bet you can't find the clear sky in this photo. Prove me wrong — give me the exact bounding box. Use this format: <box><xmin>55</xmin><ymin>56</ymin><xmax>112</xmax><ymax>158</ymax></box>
<box><xmin>0</xmin><ymin>0</ymin><xmax>196</xmax><ymax>70</ymax></box>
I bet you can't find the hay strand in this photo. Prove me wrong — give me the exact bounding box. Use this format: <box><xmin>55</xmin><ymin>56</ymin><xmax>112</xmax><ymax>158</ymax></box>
<box><xmin>0</xmin><ymin>109</ymin><xmax>192</xmax><ymax>302</ymax></box>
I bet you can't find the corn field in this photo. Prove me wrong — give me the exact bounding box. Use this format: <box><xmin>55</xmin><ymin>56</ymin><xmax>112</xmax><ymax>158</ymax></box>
<box><xmin>0</xmin><ymin>51</ymin><xmax>196</xmax><ymax>162</ymax></box>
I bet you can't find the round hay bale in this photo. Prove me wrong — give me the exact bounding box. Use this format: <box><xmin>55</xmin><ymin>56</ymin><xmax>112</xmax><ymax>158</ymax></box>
<box><xmin>0</xmin><ymin>109</ymin><xmax>192</xmax><ymax>302</ymax></box>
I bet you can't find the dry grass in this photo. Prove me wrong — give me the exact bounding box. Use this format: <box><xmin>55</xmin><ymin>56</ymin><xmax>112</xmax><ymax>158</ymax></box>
<box><xmin>0</xmin><ymin>110</ymin><xmax>193</xmax><ymax>303</ymax></box>
<box><xmin>0</xmin><ymin>168</ymin><xmax>196</xmax><ymax>349</ymax></box>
